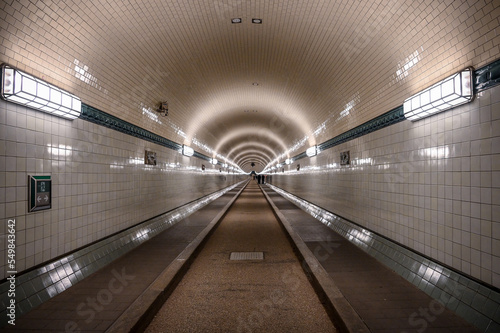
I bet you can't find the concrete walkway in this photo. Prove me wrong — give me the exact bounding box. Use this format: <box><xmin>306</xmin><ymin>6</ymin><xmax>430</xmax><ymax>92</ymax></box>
<box><xmin>145</xmin><ymin>182</ymin><xmax>337</xmax><ymax>333</ymax></box>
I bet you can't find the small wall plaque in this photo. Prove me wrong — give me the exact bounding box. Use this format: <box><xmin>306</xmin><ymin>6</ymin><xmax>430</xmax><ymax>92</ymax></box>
<box><xmin>144</xmin><ymin>150</ymin><xmax>157</xmax><ymax>165</ymax></box>
<box><xmin>29</xmin><ymin>175</ymin><xmax>51</xmax><ymax>212</ymax></box>
<box><xmin>340</xmin><ymin>151</ymin><xmax>350</xmax><ymax>165</ymax></box>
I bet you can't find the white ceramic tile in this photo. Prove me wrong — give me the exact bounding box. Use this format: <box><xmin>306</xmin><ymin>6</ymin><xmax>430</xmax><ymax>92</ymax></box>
<box><xmin>271</xmin><ymin>84</ymin><xmax>500</xmax><ymax>288</ymax></box>
<box><xmin>0</xmin><ymin>99</ymin><xmax>247</xmax><ymax>280</ymax></box>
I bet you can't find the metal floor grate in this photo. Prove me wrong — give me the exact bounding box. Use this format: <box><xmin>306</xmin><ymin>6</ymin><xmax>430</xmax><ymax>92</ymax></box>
<box><xmin>229</xmin><ymin>252</ymin><xmax>264</xmax><ymax>260</ymax></box>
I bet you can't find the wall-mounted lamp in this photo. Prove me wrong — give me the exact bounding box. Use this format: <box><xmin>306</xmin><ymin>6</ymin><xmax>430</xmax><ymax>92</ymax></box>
<box><xmin>306</xmin><ymin>146</ymin><xmax>318</xmax><ymax>157</ymax></box>
<box><xmin>285</xmin><ymin>159</ymin><xmax>291</xmax><ymax>165</ymax></box>
<box><xmin>157</xmin><ymin>101</ymin><xmax>168</xmax><ymax>116</ymax></box>
<box><xmin>182</xmin><ymin>145</ymin><xmax>194</xmax><ymax>157</ymax></box>
<box><xmin>403</xmin><ymin>67</ymin><xmax>473</xmax><ymax>121</ymax></box>
<box><xmin>211</xmin><ymin>158</ymin><xmax>218</xmax><ymax>165</ymax></box>
<box><xmin>1</xmin><ymin>64</ymin><xmax>81</xmax><ymax>120</ymax></box>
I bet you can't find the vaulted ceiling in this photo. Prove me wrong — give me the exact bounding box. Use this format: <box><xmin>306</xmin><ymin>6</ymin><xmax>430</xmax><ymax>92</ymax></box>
<box><xmin>1</xmin><ymin>0</ymin><xmax>498</xmax><ymax>172</ymax></box>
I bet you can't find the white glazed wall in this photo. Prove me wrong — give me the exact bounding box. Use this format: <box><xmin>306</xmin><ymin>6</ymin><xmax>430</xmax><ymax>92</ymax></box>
<box><xmin>0</xmin><ymin>99</ymin><xmax>246</xmax><ymax>280</ymax></box>
<box><xmin>270</xmin><ymin>84</ymin><xmax>500</xmax><ymax>289</ymax></box>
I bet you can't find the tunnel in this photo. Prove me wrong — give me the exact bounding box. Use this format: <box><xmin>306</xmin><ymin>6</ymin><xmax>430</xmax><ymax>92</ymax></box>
<box><xmin>1</xmin><ymin>0</ymin><xmax>500</xmax><ymax>332</ymax></box>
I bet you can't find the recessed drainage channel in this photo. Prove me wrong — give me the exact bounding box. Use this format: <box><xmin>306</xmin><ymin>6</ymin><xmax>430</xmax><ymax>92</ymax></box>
<box><xmin>229</xmin><ymin>251</ymin><xmax>264</xmax><ymax>260</ymax></box>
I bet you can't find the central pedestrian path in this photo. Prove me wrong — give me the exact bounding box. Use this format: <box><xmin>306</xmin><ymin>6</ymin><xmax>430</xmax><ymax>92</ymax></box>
<box><xmin>145</xmin><ymin>181</ymin><xmax>337</xmax><ymax>332</ymax></box>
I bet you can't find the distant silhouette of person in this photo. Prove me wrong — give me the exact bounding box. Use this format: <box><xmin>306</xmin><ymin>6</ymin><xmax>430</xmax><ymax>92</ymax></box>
<box><xmin>257</xmin><ymin>174</ymin><xmax>261</xmax><ymax>184</ymax></box>
<box><xmin>262</xmin><ymin>175</ymin><xmax>265</xmax><ymax>184</ymax></box>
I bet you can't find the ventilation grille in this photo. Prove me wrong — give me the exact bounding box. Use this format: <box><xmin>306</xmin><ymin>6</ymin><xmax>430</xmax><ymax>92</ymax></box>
<box><xmin>229</xmin><ymin>252</ymin><xmax>264</xmax><ymax>260</ymax></box>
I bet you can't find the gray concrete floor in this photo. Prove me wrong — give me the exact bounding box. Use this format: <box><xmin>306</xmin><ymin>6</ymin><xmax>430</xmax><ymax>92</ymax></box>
<box><xmin>145</xmin><ymin>182</ymin><xmax>337</xmax><ymax>333</ymax></box>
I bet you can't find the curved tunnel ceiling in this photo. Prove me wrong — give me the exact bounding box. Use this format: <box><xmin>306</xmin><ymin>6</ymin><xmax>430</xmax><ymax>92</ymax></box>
<box><xmin>1</xmin><ymin>1</ymin><xmax>497</xmax><ymax>172</ymax></box>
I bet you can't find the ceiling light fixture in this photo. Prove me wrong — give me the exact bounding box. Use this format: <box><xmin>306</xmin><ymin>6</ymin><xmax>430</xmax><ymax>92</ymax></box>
<box><xmin>403</xmin><ymin>67</ymin><xmax>473</xmax><ymax>121</ymax></box>
<box><xmin>252</xmin><ymin>18</ymin><xmax>262</xmax><ymax>24</ymax></box>
<box><xmin>211</xmin><ymin>158</ymin><xmax>218</xmax><ymax>165</ymax></box>
<box><xmin>231</xmin><ymin>18</ymin><xmax>242</xmax><ymax>23</ymax></box>
<box><xmin>306</xmin><ymin>146</ymin><xmax>318</xmax><ymax>157</ymax></box>
<box><xmin>182</xmin><ymin>145</ymin><xmax>194</xmax><ymax>157</ymax></box>
<box><xmin>1</xmin><ymin>64</ymin><xmax>81</xmax><ymax>120</ymax></box>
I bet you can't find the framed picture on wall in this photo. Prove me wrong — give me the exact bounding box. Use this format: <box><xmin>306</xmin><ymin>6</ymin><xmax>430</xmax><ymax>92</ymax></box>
<box><xmin>340</xmin><ymin>151</ymin><xmax>350</xmax><ymax>165</ymax></box>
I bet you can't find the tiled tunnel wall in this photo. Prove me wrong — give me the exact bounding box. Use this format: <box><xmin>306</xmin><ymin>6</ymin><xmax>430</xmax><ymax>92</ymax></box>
<box><xmin>270</xmin><ymin>84</ymin><xmax>500</xmax><ymax>290</ymax></box>
<box><xmin>0</xmin><ymin>99</ymin><xmax>247</xmax><ymax>281</ymax></box>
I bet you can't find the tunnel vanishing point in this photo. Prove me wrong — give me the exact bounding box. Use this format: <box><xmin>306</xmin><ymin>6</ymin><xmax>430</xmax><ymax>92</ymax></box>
<box><xmin>1</xmin><ymin>1</ymin><xmax>500</xmax><ymax>332</ymax></box>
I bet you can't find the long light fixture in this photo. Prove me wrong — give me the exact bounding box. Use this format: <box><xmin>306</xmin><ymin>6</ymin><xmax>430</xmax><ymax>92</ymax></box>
<box><xmin>403</xmin><ymin>67</ymin><xmax>473</xmax><ymax>121</ymax></box>
<box><xmin>182</xmin><ymin>145</ymin><xmax>194</xmax><ymax>157</ymax></box>
<box><xmin>1</xmin><ymin>64</ymin><xmax>81</xmax><ymax>120</ymax></box>
<box><xmin>306</xmin><ymin>146</ymin><xmax>318</xmax><ymax>157</ymax></box>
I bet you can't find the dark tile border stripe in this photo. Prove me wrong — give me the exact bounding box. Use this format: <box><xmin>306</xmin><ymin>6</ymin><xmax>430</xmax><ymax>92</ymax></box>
<box><xmin>286</xmin><ymin>57</ymin><xmax>500</xmax><ymax>164</ymax></box>
<box><xmin>79</xmin><ymin>59</ymin><xmax>499</xmax><ymax>168</ymax></box>
<box><xmin>475</xmin><ymin>58</ymin><xmax>500</xmax><ymax>92</ymax></box>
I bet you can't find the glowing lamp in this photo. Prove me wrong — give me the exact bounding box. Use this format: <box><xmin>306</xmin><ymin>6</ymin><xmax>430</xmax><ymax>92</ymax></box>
<box><xmin>182</xmin><ymin>145</ymin><xmax>194</xmax><ymax>157</ymax></box>
<box><xmin>1</xmin><ymin>64</ymin><xmax>81</xmax><ymax>120</ymax></box>
<box><xmin>404</xmin><ymin>68</ymin><xmax>473</xmax><ymax>121</ymax></box>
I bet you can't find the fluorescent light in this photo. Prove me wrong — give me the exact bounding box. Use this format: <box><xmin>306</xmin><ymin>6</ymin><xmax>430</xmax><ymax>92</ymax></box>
<box><xmin>231</xmin><ymin>18</ymin><xmax>242</xmax><ymax>23</ymax></box>
<box><xmin>182</xmin><ymin>145</ymin><xmax>194</xmax><ymax>157</ymax></box>
<box><xmin>403</xmin><ymin>67</ymin><xmax>473</xmax><ymax>121</ymax></box>
<box><xmin>1</xmin><ymin>64</ymin><xmax>82</xmax><ymax>120</ymax></box>
<box><xmin>211</xmin><ymin>158</ymin><xmax>218</xmax><ymax>165</ymax></box>
<box><xmin>252</xmin><ymin>18</ymin><xmax>262</xmax><ymax>24</ymax></box>
<box><xmin>306</xmin><ymin>146</ymin><xmax>317</xmax><ymax>157</ymax></box>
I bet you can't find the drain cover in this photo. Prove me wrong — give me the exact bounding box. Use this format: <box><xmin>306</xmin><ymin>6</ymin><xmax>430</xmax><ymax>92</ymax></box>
<box><xmin>230</xmin><ymin>252</ymin><xmax>264</xmax><ymax>260</ymax></box>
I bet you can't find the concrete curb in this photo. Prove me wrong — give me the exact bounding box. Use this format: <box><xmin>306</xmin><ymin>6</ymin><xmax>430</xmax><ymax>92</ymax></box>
<box><xmin>260</xmin><ymin>185</ymin><xmax>370</xmax><ymax>333</ymax></box>
<box><xmin>106</xmin><ymin>180</ymin><xmax>249</xmax><ymax>333</ymax></box>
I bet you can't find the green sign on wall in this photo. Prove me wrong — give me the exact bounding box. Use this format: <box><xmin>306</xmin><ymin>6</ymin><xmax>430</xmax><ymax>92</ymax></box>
<box><xmin>29</xmin><ymin>175</ymin><xmax>51</xmax><ymax>212</ymax></box>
